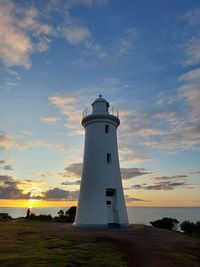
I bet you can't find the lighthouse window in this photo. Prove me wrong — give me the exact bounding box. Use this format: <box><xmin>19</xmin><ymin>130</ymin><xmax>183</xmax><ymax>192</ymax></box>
<box><xmin>107</xmin><ymin>153</ymin><xmax>111</xmax><ymax>163</ymax></box>
<box><xmin>106</xmin><ymin>201</ymin><xmax>111</xmax><ymax>205</ymax></box>
<box><xmin>105</xmin><ymin>124</ymin><xmax>109</xmax><ymax>133</ymax></box>
<box><xmin>106</xmin><ymin>190</ymin><xmax>114</xmax><ymax>196</ymax></box>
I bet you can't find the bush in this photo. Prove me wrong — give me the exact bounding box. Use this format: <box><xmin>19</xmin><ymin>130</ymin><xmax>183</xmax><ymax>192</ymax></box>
<box><xmin>180</xmin><ymin>221</ymin><xmax>196</xmax><ymax>234</ymax></box>
<box><xmin>28</xmin><ymin>213</ymin><xmax>52</xmax><ymax>221</ymax></box>
<box><xmin>57</xmin><ymin>210</ymin><xmax>64</xmax><ymax>217</ymax></box>
<box><xmin>196</xmin><ymin>221</ymin><xmax>200</xmax><ymax>233</ymax></box>
<box><xmin>181</xmin><ymin>220</ymin><xmax>200</xmax><ymax>234</ymax></box>
<box><xmin>65</xmin><ymin>206</ymin><xmax>77</xmax><ymax>223</ymax></box>
<box><xmin>54</xmin><ymin>206</ymin><xmax>77</xmax><ymax>223</ymax></box>
<box><xmin>150</xmin><ymin>217</ymin><xmax>179</xmax><ymax>231</ymax></box>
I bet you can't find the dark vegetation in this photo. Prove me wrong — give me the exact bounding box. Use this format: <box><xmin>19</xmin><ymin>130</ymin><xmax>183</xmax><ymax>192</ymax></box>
<box><xmin>180</xmin><ymin>221</ymin><xmax>200</xmax><ymax>235</ymax></box>
<box><xmin>150</xmin><ymin>217</ymin><xmax>200</xmax><ymax>236</ymax></box>
<box><xmin>54</xmin><ymin>206</ymin><xmax>77</xmax><ymax>222</ymax></box>
<box><xmin>26</xmin><ymin>206</ymin><xmax>77</xmax><ymax>223</ymax></box>
<box><xmin>150</xmin><ymin>217</ymin><xmax>179</xmax><ymax>231</ymax></box>
<box><xmin>27</xmin><ymin>213</ymin><xmax>53</xmax><ymax>221</ymax></box>
<box><xmin>0</xmin><ymin>213</ymin><xmax>12</xmax><ymax>220</ymax></box>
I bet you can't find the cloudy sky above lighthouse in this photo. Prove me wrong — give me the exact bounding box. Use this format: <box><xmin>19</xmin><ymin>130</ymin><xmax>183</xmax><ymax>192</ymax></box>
<box><xmin>0</xmin><ymin>0</ymin><xmax>200</xmax><ymax>207</ymax></box>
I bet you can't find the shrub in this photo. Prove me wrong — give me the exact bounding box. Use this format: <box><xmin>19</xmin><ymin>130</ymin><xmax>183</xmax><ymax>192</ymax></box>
<box><xmin>28</xmin><ymin>213</ymin><xmax>52</xmax><ymax>221</ymax></box>
<box><xmin>36</xmin><ymin>214</ymin><xmax>52</xmax><ymax>221</ymax></box>
<box><xmin>195</xmin><ymin>221</ymin><xmax>200</xmax><ymax>233</ymax></box>
<box><xmin>150</xmin><ymin>217</ymin><xmax>179</xmax><ymax>231</ymax></box>
<box><xmin>65</xmin><ymin>206</ymin><xmax>77</xmax><ymax>222</ymax></box>
<box><xmin>181</xmin><ymin>220</ymin><xmax>200</xmax><ymax>234</ymax></box>
<box><xmin>180</xmin><ymin>221</ymin><xmax>196</xmax><ymax>234</ymax></box>
<box><xmin>28</xmin><ymin>213</ymin><xmax>36</xmax><ymax>219</ymax></box>
<box><xmin>57</xmin><ymin>210</ymin><xmax>64</xmax><ymax>217</ymax></box>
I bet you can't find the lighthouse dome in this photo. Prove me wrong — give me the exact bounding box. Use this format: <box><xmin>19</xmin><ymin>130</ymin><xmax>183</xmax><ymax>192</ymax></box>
<box><xmin>92</xmin><ymin>94</ymin><xmax>109</xmax><ymax>105</ymax></box>
<box><xmin>92</xmin><ymin>94</ymin><xmax>109</xmax><ymax>114</ymax></box>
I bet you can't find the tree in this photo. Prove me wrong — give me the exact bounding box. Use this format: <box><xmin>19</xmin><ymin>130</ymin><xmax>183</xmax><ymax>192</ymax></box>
<box><xmin>181</xmin><ymin>220</ymin><xmax>200</xmax><ymax>234</ymax></box>
<box><xmin>58</xmin><ymin>210</ymin><xmax>64</xmax><ymax>217</ymax></box>
<box><xmin>150</xmin><ymin>217</ymin><xmax>179</xmax><ymax>231</ymax></box>
<box><xmin>65</xmin><ymin>206</ymin><xmax>77</xmax><ymax>222</ymax></box>
<box><xmin>196</xmin><ymin>221</ymin><xmax>200</xmax><ymax>233</ymax></box>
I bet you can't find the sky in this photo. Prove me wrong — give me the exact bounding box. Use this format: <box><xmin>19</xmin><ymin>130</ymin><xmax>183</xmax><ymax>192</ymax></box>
<box><xmin>0</xmin><ymin>0</ymin><xmax>200</xmax><ymax>208</ymax></box>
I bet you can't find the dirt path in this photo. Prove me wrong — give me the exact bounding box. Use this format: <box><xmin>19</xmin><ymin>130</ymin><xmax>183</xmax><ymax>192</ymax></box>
<box><xmin>44</xmin><ymin>223</ymin><xmax>200</xmax><ymax>267</ymax></box>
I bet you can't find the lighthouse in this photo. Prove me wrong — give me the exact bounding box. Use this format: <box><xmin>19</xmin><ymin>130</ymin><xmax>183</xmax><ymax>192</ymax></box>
<box><xmin>74</xmin><ymin>95</ymin><xmax>129</xmax><ymax>228</ymax></box>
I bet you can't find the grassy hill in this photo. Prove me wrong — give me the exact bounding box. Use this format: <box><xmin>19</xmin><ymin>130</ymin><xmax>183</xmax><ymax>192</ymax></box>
<box><xmin>0</xmin><ymin>219</ymin><xmax>199</xmax><ymax>267</ymax></box>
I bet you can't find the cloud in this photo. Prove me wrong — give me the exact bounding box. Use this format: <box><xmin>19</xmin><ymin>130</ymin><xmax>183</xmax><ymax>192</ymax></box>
<box><xmin>118</xmin><ymin>73</ymin><xmax>200</xmax><ymax>153</ymax></box>
<box><xmin>40</xmin><ymin>116</ymin><xmax>60</xmax><ymax>125</ymax></box>
<box><xmin>63</xmin><ymin>163</ymin><xmax>82</xmax><ymax>178</ymax></box>
<box><xmin>189</xmin><ymin>171</ymin><xmax>200</xmax><ymax>175</ymax></box>
<box><xmin>17</xmin><ymin>179</ymin><xmax>46</xmax><ymax>198</ymax></box>
<box><xmin>7</xmin><ymin>69</ymin><xmax>21</xmax><ymax>80</ymax></box>
<box><xmin>74</xmin><ymin>0</ymin><xmax>109</xmax><ymax>6</ymax></box>
<box><xmin>0</xmin><ymin>132</ymin><xmax>71</xmax><ymax>154</ymax></box>
<box><xmin>119</xmin><ymin>145</ymin><xmax>148</xmax><ymax>164</ymax></box>
<box><xmin>178</xmin><ymin>68</ymin><xmax>200</xmax><ymax>130</ymax></box>
<box><xmin>49</xmin><ymin>96</ymin><xmax>76</xmax><ymax>110</ymax></box>
<box><xmin>63</xmin><ymin>25</ymin><xmax>90</xmax><ymax>44</ymax></box>
<box><xmin>0</xmin><ymin>160</ymin><xmax>13</xmax><ymax>171</ymax></box>
<box><xmin>0</xmin><ymin>0</ymin><xmax>54</xmax><ymax>68</ymax></box>
<box><xmin>42</xmin><ymin>187</ymin><xmax>70</xmax><ymax>200</ymax></box>
<box><xmin>0</xmin><ymin>0</ymin><xmax>135</xmax><ymax>69</ymax></box>
<box><xmin>60</xmin><ymin>0</ymin><xmax>109</xmax><ymax>8</ymax></box>
<box><xmin>153</xmin><ymin>175</ymin><xmax>188</xmax><ymax>181</ymax></box>
<box><xmin>119</xmin><ymin>28</ymin><xmax>138</xmax><ymax>56</ymax></box>
<box><xmin>180</xmin><ymin>8</ymin><xmax>200</xmax><ymax>67</ymax></box>
<box><xmin>182</xmin><ymin>35</ymin><xmax>200</xmax><ymax>66</ymax></box>
<box><xmin>28</xmin><ymin>140</ymin><xmax>53</xmax><ymax>148</ymax></box>
<box><xmin>125</xmin><ymin>195</ymin><xmax>150</xmax><ymax>203</ymax></box>
<box><xmin>49</xmin><ymin>95</ymin><xmax>83</xmax><ymax>135</ymax></box>
<box><xmin>129</xmin><ymin>174</ymin><xmax>193</xmax><ymax>191</ymax></box>
<box><xmin>180</xmin><ymin>85</ymin><xmax>200</xmax><ymax>118</ymax></box>
<box><xmin>62</xmin><ymin>163</ymin><xmax>149</xmax><ymax>180</ymax></box>
<box><xmin>0</xmin><ymin>133</ymin><xmax>14</xmax><ymax>150</ymax></box>
<box><xmin>182</xmin><ymin>7</ymin><xmax>200</xmax><ymax>26</ymax></box>
<box><xmin>130</xmin><ymin>181</ymin><xmax>193</xmax><ymax>191</ymax></box>
<box><xmin>62</xmin><ymin>180</ymin><xmax>80</xmax><ymax>186</ymax></box>
<box><xmin>0</xmin><ymin>175</ymin><xmax>79</xmax><ymax>201</ymax></box>
<box><xmin>0</xmin><ymin>132</ymin><xmax>28</xmax><ymax>150</ymax></box>
<box><xmin>0</xmin><ymin>175</ymin><xmax>31</xmax><ymax>199</ymax></box>
<box><xmin>42</xmin><ymin>187</ymin><xmax>79</xmax><ymax>201</ymax></box>
<box><xmin>178</xmin><ymin>68</ymin><xmax>200</xmax><ymax>82</ymax></box>
<box><xmin>27</xmin><ymin>139</ymin><xmax>69</xmax><ymax>154</ymax></box>
<box><xmin>0</xmin><ymin>0</ymin><xmax>109</xmax><ymax>69</ymax></box>
<box><xmin>0</xmin><ymin>159</ymin><xmax>13</xmax><ymax>170</ymax></box>
<box><xmin>121</xmin><ymin>168</ymin><xmax>149</xmax><ymax>179</ymax></box>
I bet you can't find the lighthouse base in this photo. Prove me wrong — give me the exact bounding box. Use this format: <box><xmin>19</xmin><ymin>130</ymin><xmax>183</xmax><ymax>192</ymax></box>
<box><xmin>73</xmin><ymin>223</ymin><xmax>129</xmax><ymax>229</ymax></box>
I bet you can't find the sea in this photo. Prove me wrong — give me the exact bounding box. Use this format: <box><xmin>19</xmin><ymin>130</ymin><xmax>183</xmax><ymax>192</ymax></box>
<box><xmin>0</xmin><ymin>206</ymin><xmax>200</xmax><ymax>225</ymax></box>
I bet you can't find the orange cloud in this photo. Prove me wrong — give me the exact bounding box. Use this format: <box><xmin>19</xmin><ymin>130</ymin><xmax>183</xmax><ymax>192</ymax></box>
<box><xmin>0</xmin><ymin>0</ymin><xmax>54</xmax><ymax>68</ymax></box>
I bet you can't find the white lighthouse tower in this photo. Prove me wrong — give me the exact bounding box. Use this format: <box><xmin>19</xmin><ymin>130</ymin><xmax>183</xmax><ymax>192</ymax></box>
<box><xmin>74</xmin><ymin>95</ymin><xmax>129</xmax><ymax>228</ymax></box>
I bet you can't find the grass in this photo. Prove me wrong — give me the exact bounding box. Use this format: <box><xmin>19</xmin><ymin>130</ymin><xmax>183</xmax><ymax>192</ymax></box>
<box><xmin>164</xmin><ymin>236</ymin><xmax>200</xmax><ymax>267</ymax></box>
<box><xmin>1</xmin><ymin>219</ymin><xmax>200</xmax><ymax>267</ymax></box>
<box><xmin>0</xmin><ymin>219</ymin><xmax>126</xmax><ymax>267</ymax></box>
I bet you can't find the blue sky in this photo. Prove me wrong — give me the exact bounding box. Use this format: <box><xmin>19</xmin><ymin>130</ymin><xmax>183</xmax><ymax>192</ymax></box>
<box><xmin>0</xmin><ymin>0</ymin><xmax>200</xmax><ymax>207</ymax></box>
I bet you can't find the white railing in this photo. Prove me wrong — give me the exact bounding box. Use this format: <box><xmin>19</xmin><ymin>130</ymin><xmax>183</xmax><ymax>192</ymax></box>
<box><xmin>82</xmin><ymin>105</ymin><xmax>119</xmax><ymax>118</ymax></box>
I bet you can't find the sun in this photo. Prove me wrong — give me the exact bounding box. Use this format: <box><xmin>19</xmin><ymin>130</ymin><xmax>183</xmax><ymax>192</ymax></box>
<box><xmin>27</xmin><ymin>199</ymin><xmax>40</xmax><ymax>208</ymax></box>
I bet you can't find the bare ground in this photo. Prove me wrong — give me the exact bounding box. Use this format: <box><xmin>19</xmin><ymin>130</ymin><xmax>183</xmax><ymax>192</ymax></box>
<box><xmin>44</xmin><ymin>223</ymin><xmax>200</xmax><ymax>267</ymax></box>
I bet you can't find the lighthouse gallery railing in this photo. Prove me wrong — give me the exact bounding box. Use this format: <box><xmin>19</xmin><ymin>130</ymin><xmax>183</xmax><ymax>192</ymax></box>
<box><xmin>83</xmin><ymin>105</ymin><xmax>119</xmax><ymax>119</ymax></box>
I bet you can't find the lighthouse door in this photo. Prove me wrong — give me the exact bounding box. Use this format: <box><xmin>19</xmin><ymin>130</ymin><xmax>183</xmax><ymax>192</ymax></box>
<box><xmin>106</xmin><ymin>189</ymin><xmax>118</xmax><ymax>225</ymax></box>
